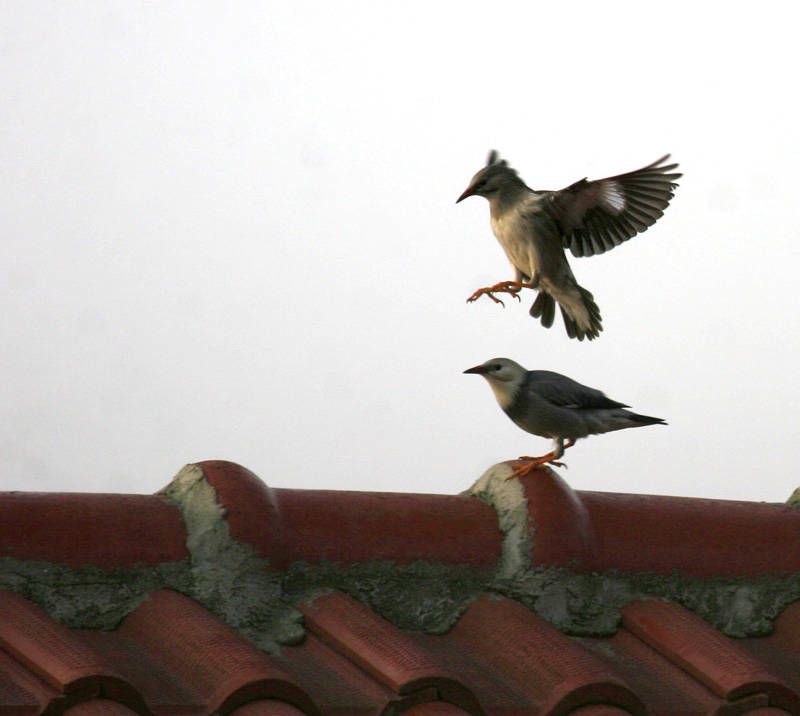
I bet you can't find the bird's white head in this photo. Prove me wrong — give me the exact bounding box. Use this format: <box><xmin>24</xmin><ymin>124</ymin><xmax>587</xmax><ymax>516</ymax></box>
<box><xmin>464</xmin><ymin>357</ymin><xmax>527</xmax><ymax>407</ymax></box>
<box><xmin>456</xmin><ymin>150</ymin><xmax>527</xmax><ymax>204</ymax></box>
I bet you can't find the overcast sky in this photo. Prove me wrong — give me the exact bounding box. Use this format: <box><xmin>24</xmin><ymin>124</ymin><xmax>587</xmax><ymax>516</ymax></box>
<box><xmin>2</xmin><ymin>3</ymin><xmax>798</xmax><ymax>502</ymax></box>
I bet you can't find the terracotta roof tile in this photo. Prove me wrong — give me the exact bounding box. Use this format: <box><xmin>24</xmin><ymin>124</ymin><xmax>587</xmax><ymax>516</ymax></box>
<box><xmin>302</xmin><ymin>590</ymin><xmax>463</xmax><ymax>694</ymax></box>
<box><xmin>0</xmin><ymin>493</ymin><xmax>187</xmax><ymax>568</ymax></box>
<box><xmin>402</xmin><ymin>703</ymin><xmax>475</xmax><ymax>716</ymax></box>
<box><xmin>0</xmin><ymin>647</ymin><xmax>59</xmax><ymax>716</ymax></box>
<box><xmin>3</xmin><ymin>459</ymin><xmax>800</xmax><ymax>716</ymax></box>
<box><xmin>443</xmin><ymin>594</ymin><xmax>643</xmax><ymax>715</ymax></box>
<box><xmin>77</xmin><ymin>630</ymin><xmax>199</xmax><ymax>712</ymax></box>
<box><xmin>622</xmin><ymin>600</ymin><xmax>796</xmax><ymax>708</ymax></box>
<box><xmin>299</xmin><ymin>591</ymin><xmax>480</xmax><ymax>714</ymax></box>
<box><xmin>62</xmin><ymin>701</ymin><xmax>142</xmax><ymax>716</ymax></box>
<box><xmin>275</xmin><ymin>630</ymin><xmax>396</xmax><ymax>715</ymax></box>
<box><xmin>196</xmin><ymin>461</ymin><xmax>504</xmax><ymax>570</ymax></box>
<box><xmin>567</xmin><ymin>708</ymin><xmax>643</xmax><ymax>716</ymax></box>
<box><xmin>116</xmin><ymin>589</ymin><xmax>315</xmax><ymax>715</ymax></box>
<box><xmin>0</xmin><ymin>591</ymin><xmax>134</xmax><ymax>699</ymax></box>
<box><xmin>577</xmin><ymin>488</ymin><xmax>800</xmax><ymax>577</ymax></box>
<box><xmin>576</xmin><ymin>629</ymin><xmax>728</xmax><ymax>716</ymax></box>
<box><xmin>228</xmin><ymin>702</ymin><xmax>309</xmax><ymax>716</ymax></box>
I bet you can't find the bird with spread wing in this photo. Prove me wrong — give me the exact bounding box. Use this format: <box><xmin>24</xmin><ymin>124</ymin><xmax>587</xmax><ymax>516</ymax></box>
<box><xmin>457</xmin><ymin>152</ymin><xmax>681</xmax><ymax>340</ymax></box>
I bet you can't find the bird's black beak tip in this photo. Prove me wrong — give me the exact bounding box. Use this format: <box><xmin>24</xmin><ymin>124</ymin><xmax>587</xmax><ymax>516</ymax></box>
<box><xmin>463</xmin><ymin>365</ymin><xmax>486</xmax><ymax>375</ymax></box>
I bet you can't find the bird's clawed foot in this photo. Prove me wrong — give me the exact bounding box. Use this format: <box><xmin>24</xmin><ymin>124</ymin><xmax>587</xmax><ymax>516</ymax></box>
<box><xmin>467</xmin><ymin>281</ymin><xmax>531</xmax><ymax>307</ymax></box>
<box><xmin>504</xmin><ymin>454</ymin><xmax>567</xmax><ymax>480</ymax></box>
<box><xmin>504</xmin><ymin>440</ymin><xmax>576</xmax><ymax>480</ymax></box>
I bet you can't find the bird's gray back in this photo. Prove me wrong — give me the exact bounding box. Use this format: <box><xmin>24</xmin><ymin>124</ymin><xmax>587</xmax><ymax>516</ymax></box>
<box><xmin>503</xmin><ymin>370</ymin><xmax>631</xmax><ymax>439</ymax></box>
<box><xmin>504</xmin><ymin>370</ymin><xmax>664</xmax><ymax>439</ymax></box>
<box><xmin>524</xmin><ymin>370</ymin><xmax>628</xmax><ymax>409</ymax></box>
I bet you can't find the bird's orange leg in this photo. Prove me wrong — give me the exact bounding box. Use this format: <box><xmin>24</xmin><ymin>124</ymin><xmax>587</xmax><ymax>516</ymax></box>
<box><xmin>504</xmin><ymin>439</ymin><xmax>576</xmax><ymax>480</ymax></box>
<box><xmin>467</xmin><ymin>281</ymin><xmax>534</xmax><ymax>307</ymax></box>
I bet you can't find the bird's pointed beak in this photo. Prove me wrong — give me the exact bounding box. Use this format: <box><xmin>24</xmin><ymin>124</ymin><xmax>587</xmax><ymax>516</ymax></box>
<box><xmin>456</xmin><ymin>187</ymin><xmax>473</xmax><ymax>204</ymax></box>
<box><xmin>463</xmin><ymin>364</ymin><xmax>488</xmax><ymax>375</ymax></box>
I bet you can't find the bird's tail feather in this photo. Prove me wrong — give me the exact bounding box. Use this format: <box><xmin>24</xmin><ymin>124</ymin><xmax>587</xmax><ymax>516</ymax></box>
<box><xmin>623</xmin><ymin>411</ymin><xmax>667</xmax><ymax>427</ymax></box>
<box><xmin>529</xmin><ymin>291</ymin><xmax>556</xmax><ymax>328</ymax></box>
<box><xmin>531</xmin><ymin>284</ymin><xmax>602</xmax><ymax>341</ymax></box>
<box><xmin>587</xmin><ymin>409</ymin><xmax>667</xmax><ymax>435</ymax></box>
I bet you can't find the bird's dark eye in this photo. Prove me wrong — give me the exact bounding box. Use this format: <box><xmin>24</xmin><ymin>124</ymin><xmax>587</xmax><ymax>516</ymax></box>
<box><xmin>492</xmin><ymin>364</ymin><xmax>502</xmax><ymax>372</ymax></box>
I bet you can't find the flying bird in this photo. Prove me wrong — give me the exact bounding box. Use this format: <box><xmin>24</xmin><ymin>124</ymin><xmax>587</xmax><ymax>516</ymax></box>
<box><xmin>456</xmin><ymin>152</ymin><xmax>681</xmax><ymax>340</ymax></box>
<box><xmin>464</xmin><ymin>357</ymin><xmax>666</xmax><ymax>478</ymax></box>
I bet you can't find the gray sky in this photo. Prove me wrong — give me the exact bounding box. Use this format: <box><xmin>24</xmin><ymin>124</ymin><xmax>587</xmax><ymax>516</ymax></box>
<box><xmin>2</xmin><ymin>3</ymin><xmax>798</xmax><ymax>501</ymax></box>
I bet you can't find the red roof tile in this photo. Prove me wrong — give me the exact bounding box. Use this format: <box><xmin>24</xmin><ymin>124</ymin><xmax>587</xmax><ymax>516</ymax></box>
<box><xmin>445</xmin><ymin>595</ymin><xmax>644</xmax><ymax>715</ymax></box>
<box><xmin>511</xmin><ymin>469</ymin><xmax>800</xmax><ymax>577</ymax></box>
<box><xmin>229</xmin><ymin>702</ymin><xmax>308</xmax><ymax>716</ymax></box>
<box><xmin>0</xmin><ymin>493</ymin><xmax>186</xmax><ymax>568</ymax></box>
<box><xmin>0</xmin><ymin>591</ymin><xmax>134</xmax><ymax>698</ymax></box>
<box><xmin>622</xmin><ymin>601</ymin><xmax>796</xmax><ymax>706</ymax></box>
<box><xmin>2</xmin><ymin>459</ymin><xmax>800</xmax><ymax>716</ymax></box>
<box><xmin>302</xmin><ymin>590</ymin><xmax>468</xmax><ymax>696</ymax></box>
<box><xmin>0</xmin><ymin>647</ymin><xmax>59</xmax><ymax>716</ymax></box>
<box><xmin>403</xmin><ymin>703</ymin><xmax>474</xmax><ymax>716</ymax></box>
<box><xmin>63</xmin><ymin>701</ymin><xmax>142</xmax><ymax>716</ymax></box>
<box><xmin>116</xmin><ymin>590</ymin><xmax>313</xmax><ymax>714</ymax></box>
<box><xmin>276</xmin><ymin>629</ymin><xmax>397</xmax><ymax>714</ymax></box>
<box><xmin>577</xmin><ymin>488</ymin><xmax>800</xmax><ymax>577</ymax></box>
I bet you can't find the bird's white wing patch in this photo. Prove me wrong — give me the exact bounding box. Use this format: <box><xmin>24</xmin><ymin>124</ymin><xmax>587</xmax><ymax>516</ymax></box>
<box><xmin>599</xmin><ymin>180</ymin><xmax>625</xmax><ymax>214</ymax></box>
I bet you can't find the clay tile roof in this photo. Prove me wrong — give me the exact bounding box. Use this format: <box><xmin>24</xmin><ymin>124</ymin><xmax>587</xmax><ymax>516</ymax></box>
<box><xmin>3</xmin><ymin>458</ymin><xmax>800</xmax><ymax>715</ymax></box>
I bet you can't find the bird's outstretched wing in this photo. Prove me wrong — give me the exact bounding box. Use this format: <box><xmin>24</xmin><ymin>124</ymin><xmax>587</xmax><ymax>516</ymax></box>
<box><xmin>544</xmin><ymin>155</ymin><xmax>681</xmax><ymax>258</ymax></box>
<box><xmin>525</xmin><ymin>370</ymin><xmax>628</xmax><ymax>410</ymax></box>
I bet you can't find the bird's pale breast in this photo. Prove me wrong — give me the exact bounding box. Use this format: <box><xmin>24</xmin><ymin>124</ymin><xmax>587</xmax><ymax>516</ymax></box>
<box><xmin>490</xmin><ymin>207</ymin><xmax>540</xmax><ymax>280</ymax></box>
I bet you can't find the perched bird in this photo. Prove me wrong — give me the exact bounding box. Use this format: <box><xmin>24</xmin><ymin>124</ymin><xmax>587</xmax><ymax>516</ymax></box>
<box><xmin>456</xmin><ymin>152</ymin><xmax>681</xmax><ymax>340</ymax></box>
<box><xmin>464</xmin><ymin>357</ymin><xmax>666</xmax><ymax>478</ymax></box>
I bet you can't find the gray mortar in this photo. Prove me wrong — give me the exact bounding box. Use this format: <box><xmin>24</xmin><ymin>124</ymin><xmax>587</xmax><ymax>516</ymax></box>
<box><xmin>787</xmin><ymin>485</ymin><xmax>800</xmax><ymax>510</ymax></box>
<box><xmin>157</xmin><ymin>464</ymin><xmax>304</xmax><ymax>652</ymax></box>
<box><xmin>3</xmin><ymin>463</ymin><xmax>800</xmax><ymax>652</ymax></box>
<box><xmin>463</xmin><ymin>464</ymin><xmax>800</xmax><ymax>638</ymax></box>
<box><xmin>460</xmin><ymin>462</ymin><xmax>532</xmax><ymax>578</ymax></box>
<box><xmin>0</xmin><ymin>556</ymin><xmax>191</xmax><ymax>630</ymax></box>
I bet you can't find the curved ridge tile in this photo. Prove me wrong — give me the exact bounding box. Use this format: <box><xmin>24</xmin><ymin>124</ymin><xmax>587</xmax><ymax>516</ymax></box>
<box><xmin>301</xmin><ymin>590</ymin><xmax>481</xmax><ymax>711</ymax></box>
<box><xmin>0</xmin><ymin>493</ymin><xmax>187</xmax><ymax>568</ymax></box>
<box><xmin>190</xmin><ymin>460</ymin><xmax>502</xmax><ymax>569</ymax></box>
<box><xmin>449</xmin><ymin>595</ymin><xmax>645</xmax><ymax>716</ymax></box>
<box><xmin>191</xmin><ymin>461</ymin><xmax>285</xmax><ymax>567</ymax></box>
<box><xmin>516</xmin><ymin>469</ymin><xmax>596</xmax><ymax>570</ymax></box>
<box><xmin>579</xmin><ymin>492</ymin><xmax>800</xmax><ymax>577</ymax></box>
<box><xmin>0</xmin><ymin>592</ymin><xmax>136</xmax><ymax>697</ymax></box>
<box><xmin>275</xmin><ymin>489</ymin><xmax>502</xmax><ymax>568</ymax></box>
<box><xmin>623</xmin><ymin>601</ymin><xmax>800</xmax><ymax>710</ymax></box>
<box><xmin>117</xmin><ymin>590</ymin><xmax>317</xmax><ymax>715</ymax></box>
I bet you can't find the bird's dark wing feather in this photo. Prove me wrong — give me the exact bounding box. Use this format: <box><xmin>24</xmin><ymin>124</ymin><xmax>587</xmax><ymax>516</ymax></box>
<box><xmin>542</xmin><ymin>155</ymin><xmax>681</xmax><ymax>258</ymax></box>
<box><xmin>524</xmin><ymin>370</ymin><xmax>628</xmax><ymax>410</ymax></box>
